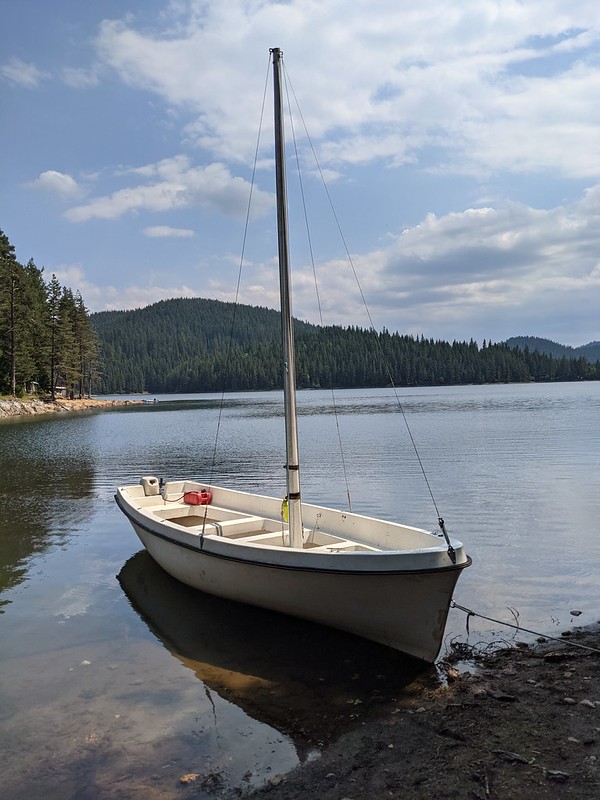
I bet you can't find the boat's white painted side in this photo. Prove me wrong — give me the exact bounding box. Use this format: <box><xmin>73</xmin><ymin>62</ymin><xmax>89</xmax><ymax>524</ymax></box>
<box><xmin>116</xmin><ymin>480</ymin><xmax>470</xmax><ymax>662</ymax></box>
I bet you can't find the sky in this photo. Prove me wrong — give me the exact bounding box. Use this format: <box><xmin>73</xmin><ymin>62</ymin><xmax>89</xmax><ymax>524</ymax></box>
<box><xmin>2</xmin><ymin>0</ymin><xmax>600</xmax><ymax>346</ymax></box>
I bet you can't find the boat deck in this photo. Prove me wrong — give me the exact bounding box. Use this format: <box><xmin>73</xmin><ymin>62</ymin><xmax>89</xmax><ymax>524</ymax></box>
<box><xmin>146</xmin><ymin>500</ymin><xmax>381</xmax><ymax>552</ymax></box>
<box><xmin>120</xmin><ymin>478</ymin><xmax>455</xmax><ymax>558</ymax></box>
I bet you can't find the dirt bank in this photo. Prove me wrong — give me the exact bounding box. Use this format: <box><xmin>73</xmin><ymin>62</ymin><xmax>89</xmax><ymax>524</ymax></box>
<box><xmin>234</xmin><ymin>627</ymin><xmax>599</xmax><ymax>800</ymax></box>
<box><xmin>0</xmin><ymin>397</ymin><xmax>142</xmax><ymax>419</ymax></box>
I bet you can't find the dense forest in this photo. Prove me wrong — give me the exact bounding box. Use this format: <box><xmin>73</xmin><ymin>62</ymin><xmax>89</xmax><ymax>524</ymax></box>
<box><xmin>91</xmin><ymin>297</ymin><xmax>600</xmax><ymax>394</ymax></box>
<box><xmin>3</xmin><ymin>223</ymin><xmax>598</xmax><ymax>398</ymax></box>
<box><xmin>505</xmin><ymin>336</ymin><xmax>600</xmax><ymax>362</ymax></box>
<box><xmin>0</xmin><ymin>230</ymin><xmax>99</xmax><ymax>397</ymax></box>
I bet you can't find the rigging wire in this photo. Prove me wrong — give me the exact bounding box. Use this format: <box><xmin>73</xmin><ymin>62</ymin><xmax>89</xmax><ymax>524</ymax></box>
<box><xmin>281</xmin><ymin>60</ymin><xmax>353</xmax><ymax>512</ymax></box>
<box><xmin>206</xmin><ymin>53</ymin><xmax>446</xmax><ymax>531</ymax></box>
<box><xmin>206</xmin><ymin>52</ymin><xmax>272</xmax><ymax>503</ymax></box>
<box><xmin>283</xmin><ymin>67</ymin><xmax>444</xmax><ymax>522</ymax></box>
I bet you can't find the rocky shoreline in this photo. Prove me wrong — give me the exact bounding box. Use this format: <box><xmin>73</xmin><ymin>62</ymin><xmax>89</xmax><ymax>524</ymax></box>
<box><xmin>0</xmin><ymin>397</ymin><xmax>142</xmax><ymax>418</ymax></box>
<box><xmin>228</xmin><ymin>627</ymin><xmax>600</xmax><ymax>800</ymax></box>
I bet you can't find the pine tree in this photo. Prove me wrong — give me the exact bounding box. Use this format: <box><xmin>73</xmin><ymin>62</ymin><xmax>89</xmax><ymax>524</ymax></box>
<box><xmin>0</xmin><ymin>230</ymin><xmax>100</xmax><ymax>397</ymax></box>
<box><xmin>0</xmin><ymin>231</ymin><xmax>22</xmax><ymax>395</ymax></box>
<box><xmin>56</xmin><ymin>288</ymin><xmax>79</xmax><ymax>397</ymax></box>
<box><xmin>23</xmin><ymin>258</ymin><xmax>51</xmax><ymax>391</ymax></box>
<box><xmin>47</xmin><ymin>275</ymin><xmax>62</xmax><ymax>399</ymax></box>
<box><xmin>72</xmin><ymin>291</ymin><xmax>99</xmax><ymax>397</ymax></box>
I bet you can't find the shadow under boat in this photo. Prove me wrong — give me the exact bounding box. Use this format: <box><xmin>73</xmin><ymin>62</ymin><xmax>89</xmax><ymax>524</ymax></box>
<box><xmin>118</xmin><ymin>550</ymin><xmax>440</xmax><ymax>758</ymax></box>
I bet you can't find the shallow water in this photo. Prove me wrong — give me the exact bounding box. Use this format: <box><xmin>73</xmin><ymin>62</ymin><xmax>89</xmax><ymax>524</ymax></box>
<box><xmin>1</xmin><ymin>383</ymin><xmax>599</xmax><ymax>797</ymax></box>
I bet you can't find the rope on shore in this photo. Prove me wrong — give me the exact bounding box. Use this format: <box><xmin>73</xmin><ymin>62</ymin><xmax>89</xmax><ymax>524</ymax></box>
<box><xmin>450</xmin><ymin>600</ymin><xmax>600</xmax><ymax>655</ymax></box>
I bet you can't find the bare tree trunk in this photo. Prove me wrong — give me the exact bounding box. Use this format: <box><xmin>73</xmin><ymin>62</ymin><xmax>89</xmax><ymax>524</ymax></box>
<box><xmin>10</xmin><ymin>277</ymin><xmax>16</xmax><ymax>397</ymax></box>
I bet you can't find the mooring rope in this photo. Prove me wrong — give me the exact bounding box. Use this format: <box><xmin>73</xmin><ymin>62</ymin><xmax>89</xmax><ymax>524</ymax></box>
<box><xmin>451</xmin><ymin>600</ymin><xmax>600</xmax><ymax>655</ymax></box>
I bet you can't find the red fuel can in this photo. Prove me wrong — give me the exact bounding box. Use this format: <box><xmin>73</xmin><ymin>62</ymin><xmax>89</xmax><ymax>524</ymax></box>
<box><xmin>183</xmin><ymin>490</ymin><xmax>212</xmax><ymax>505</ymax></box>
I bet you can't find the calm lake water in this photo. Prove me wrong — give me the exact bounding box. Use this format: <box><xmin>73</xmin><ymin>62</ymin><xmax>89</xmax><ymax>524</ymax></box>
<box><xmin>1</xmin><ymin>382</ymin><xmax>599</xmax><ymax>798</ymax></box>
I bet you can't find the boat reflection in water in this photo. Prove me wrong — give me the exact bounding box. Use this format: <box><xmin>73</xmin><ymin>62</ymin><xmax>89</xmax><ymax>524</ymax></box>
<box><xmin>118</xmin><ymin>551</ymin><xmax>438</xmax><ymax>759</ymax></box>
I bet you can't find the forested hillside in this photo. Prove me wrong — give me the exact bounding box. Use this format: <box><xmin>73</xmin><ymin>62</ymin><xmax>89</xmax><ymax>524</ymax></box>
<box><xmin>6</xmin><ymin>216</ymin><xmax>597</xmax><ymax>399</ymax></box>
<box><xmin>505</xmin><ymin>336</ymin><xmax>600</xmax><ymax>361</ymax></box>
<box><xmin>92</xmin><ymin>298</ymin><xmax>312</xmax><ymax>393</ymax></box>
<box><xmin>91</xmin><ymin>298</ymin><xmax>600</xmax><ymax>393</ymax></box>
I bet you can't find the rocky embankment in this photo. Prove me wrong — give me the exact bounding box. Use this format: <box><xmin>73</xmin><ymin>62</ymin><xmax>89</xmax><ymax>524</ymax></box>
<box><xmin>237</xmin><ymin>628</ymin><xmax>600</xmax><ymax>800</ymax></box>
<box><xmin>0</xmin><ymin>397</ymin><xmax>142</xmax><ymax>418</ymax></box>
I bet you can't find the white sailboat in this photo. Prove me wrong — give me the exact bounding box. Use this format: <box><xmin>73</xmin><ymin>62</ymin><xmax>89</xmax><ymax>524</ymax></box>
<box><xmin>115</xmin><ymin>48</ymin><xmax>471</xmax><ymax>663</ymax></box>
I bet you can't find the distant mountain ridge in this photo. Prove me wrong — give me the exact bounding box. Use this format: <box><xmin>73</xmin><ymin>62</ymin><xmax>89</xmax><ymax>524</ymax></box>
<box><xmin>504</xmin><ymin>337</ymin><xmax>600</xmax><ymax>362</ymax></box>
<box><xmin>90</xmin><ymin>298</ymin><xmax>600</xmax><ymax>393</ymax></box>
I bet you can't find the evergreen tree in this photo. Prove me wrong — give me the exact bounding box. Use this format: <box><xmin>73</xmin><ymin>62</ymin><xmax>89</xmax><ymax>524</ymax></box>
<box><xmin>0</xmin><ymin>231</ymin><xmax>19</xmax><ymax>394</ymax></box>
<box><xmin>47</xmin><ymin>274</ymin><xmax>62</xmax><ymax>399</ymax></box>
<box><xmin>1</xmin><ymin>252</ymin><xmax>34</xmax><ymax>396</ymax></box>
<box><xmin>23</xmin><ymin>259</ymin><xmax>51</xmax><ymax>391</ymax></box>
<box><xmin>0</xmin><ymin>230</ymin><xmax>100</xmax><ymax>397</ymax></box>
<box><xmin>72</xmin><ymin>291</ymin><xmax>99</xmax><ymax>397</ymax></box>
<box><xmin>56</xmin><ymin>288</ymin><xmax>79</xmax><ymax>397</ymax></box>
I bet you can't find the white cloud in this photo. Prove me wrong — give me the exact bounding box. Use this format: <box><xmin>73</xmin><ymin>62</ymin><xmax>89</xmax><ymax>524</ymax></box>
<box><xmin>8</xmin><ymin>1</ymin><xmax>600</xmax><ymax>348</ymax></box>
<box><xmin>144</xmin><ymin>225</ymin><xmax>195</xmax><ymax>238</ymax></box>
<box><xmin>0</xmin><ymin>57</ymin><xmax>49</xmax><ymax>88</ymax></box>
<box><xmin>65</xmin><ymin>183</ymin><xmax>600</xmax><ymax>345</ymax></box>
<box><xmin>26</xmin><ymin>170</ymin><xmax>83</xmax><ymax>198</ymax></box>
<box><xmin>52</xmin><ymin>174</ymin><xmax>600</xmax><ymax>344</ymax></box>
<box><xmin>65</xmin><ymin>156</ymin><xmax>273</xmax><ymax>222</ymax></box>
<box><xmin>49</xmin><ymin>263</ymin><xmax>202</xmax><ymax>312</ymax></box>
<box><xmin>48</xmin><ymin>264</ymin><xmax>106</xmax><ymax>312</ymax></box>
<box><xmin>61</xmin><ymin>65</ymin><xmax>102</xmax><ymax>88</ymax></box>
<box><xmin>454</xmin><ymin>63</ymin><xmax>600</xmax><ymax>178</ymax></box>
<box><xmin>96</xmin><ymin>283</ymin><xmax>202</xmax><ymax>312</ymax></box>
<box><xmin>261</xmin><ymin>183</ymin><xmax>600</xmax><ymax>344</ymax></box>
<box><xmin>92</xmin><ymin>1</ymin><xmax>600</xmax><ymax>179</ymax></box>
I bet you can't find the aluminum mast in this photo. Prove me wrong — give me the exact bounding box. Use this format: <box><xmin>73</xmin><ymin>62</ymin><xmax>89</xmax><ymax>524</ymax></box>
<box><xmin>271</xmin><ymin>47</ymin><xmax>303</xmax><ymax>548</ymax></box>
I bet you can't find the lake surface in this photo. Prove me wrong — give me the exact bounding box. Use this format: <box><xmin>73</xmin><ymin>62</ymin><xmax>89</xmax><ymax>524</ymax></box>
<box><xmin>1</xmin><ymin>382</ymin><xmax>599</xmax><ymax>798</ymax></box>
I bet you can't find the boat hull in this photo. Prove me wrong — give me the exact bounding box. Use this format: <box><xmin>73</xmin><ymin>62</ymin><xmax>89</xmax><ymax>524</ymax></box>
<box><xmin>123</xmin><ymin>513</ymin><xmax>466</xmax><ymax>663</ymax></box>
